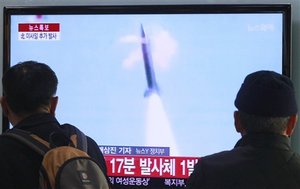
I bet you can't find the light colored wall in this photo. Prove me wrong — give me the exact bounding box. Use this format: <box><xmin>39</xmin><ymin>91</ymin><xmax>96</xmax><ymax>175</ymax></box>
<box><xmin>1</xmin><ymin>0</ymin><xmax>300</xmax><ymax>152</ymax></box>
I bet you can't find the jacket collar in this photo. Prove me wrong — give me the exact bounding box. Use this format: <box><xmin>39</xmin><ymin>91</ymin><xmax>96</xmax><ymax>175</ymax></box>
<box><xmin>14</xmin><ymin>113</ymin><xmax>60</xmax><ymax>130</ymax></box>
<box><xmin>234</xmin><ymin>133</ymin><xmax>291</xmax><ymax>151</ymax></box>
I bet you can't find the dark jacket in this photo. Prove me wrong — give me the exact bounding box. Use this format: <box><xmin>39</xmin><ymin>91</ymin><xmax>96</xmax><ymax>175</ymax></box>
<box><xmin>186</xmin><ymin>133</ymin><xmax>300</xmax><ymax>189</ymax></box>
<box><xmin>0</xmin><ymin>113</ymin><xmax>107</xmax><ymax>189</ymax></box>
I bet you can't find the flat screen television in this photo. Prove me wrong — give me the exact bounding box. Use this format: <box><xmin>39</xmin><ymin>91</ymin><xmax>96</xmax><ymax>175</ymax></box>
<box><xmin>3</xmin><ymin>4</ymin><xmax>291</xmax><ymax>188</ymax></box>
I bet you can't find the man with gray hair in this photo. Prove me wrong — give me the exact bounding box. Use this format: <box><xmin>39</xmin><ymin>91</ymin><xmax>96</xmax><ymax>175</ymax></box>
<box><xmin>186</xmin><ymin>70</ymin><xmax>300</xmax><ymax>189</ymax></box>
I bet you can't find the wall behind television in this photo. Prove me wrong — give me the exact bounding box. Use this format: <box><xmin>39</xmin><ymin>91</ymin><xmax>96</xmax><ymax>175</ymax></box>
<box><xmin>0</xmin><ymin>0</ymin><xmax>300</xmax><ymax>152</ymax></box>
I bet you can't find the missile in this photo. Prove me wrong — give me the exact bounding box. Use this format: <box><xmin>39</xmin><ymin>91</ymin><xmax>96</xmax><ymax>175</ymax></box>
<box><xmin>141</xmin><ymin>25</ymin><xmax>160</xmax><ymax>97</ymax></box>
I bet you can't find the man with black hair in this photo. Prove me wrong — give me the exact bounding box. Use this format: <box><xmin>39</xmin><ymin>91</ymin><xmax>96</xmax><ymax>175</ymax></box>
<box><xmin>0</xmin><ymin>61</ymin><xmax>108</xmax><ymax>189</ymax></box>
<box><xmin>186</xmin><ymin>70</ymin><xmax>300</xmax><ymax>189</ymax></box>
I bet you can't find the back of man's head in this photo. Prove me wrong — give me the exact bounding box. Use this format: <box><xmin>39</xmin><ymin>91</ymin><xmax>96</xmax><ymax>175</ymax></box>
<box><xmin>235</xmin><ymin>70</ymin><xmax>297</xmax><ymax>117</ymax></box>
<box><xmin>2</xmin><ymin>60</ymin><xmax>58</xmax><ymax>115</ymax></box>
<box><xmin>234</xmin><ymin>71</ymin><xmax>298</xmax><ymax>134</ymax></box>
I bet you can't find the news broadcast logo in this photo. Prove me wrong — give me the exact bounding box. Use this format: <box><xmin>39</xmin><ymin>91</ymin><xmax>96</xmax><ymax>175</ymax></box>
<box><xmin>18</xmin><ymin>23</ymin><xmax>60</xmax><ymax>41</ymax></box>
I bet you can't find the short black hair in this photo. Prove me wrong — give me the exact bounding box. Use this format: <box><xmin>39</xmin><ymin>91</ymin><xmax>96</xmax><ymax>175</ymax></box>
<box><xmin>2</xmin><ymin>60</ymin><xmax>58</xmax><ymax>115</ymax></box>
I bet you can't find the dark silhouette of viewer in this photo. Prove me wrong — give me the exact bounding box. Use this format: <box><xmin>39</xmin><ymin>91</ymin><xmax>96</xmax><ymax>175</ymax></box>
<box><xmin>0</xmin><ymin>61</ymin><xmax>108</xmax><ymax>189</ymax></box>
<box><xmin>186</xmin><ymin>70</ymin><xmax>300</xmax><ymax>189</ymax></box>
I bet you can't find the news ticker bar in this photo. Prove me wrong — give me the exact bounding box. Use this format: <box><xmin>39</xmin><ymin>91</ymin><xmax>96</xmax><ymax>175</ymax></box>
<box><xmin>108</xmin><ymin>176</ymin><xmax>187</xmax><ymax>188</ymax></box>
<box><xmin>104</xmin><ymin>155</ymin><xmax>199</xmax><ymax>178</ymax></box>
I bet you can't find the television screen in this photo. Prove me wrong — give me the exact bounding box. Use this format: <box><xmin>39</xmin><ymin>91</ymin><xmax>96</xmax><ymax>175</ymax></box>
<box><xmin>3</xmin><ymin>4</ymin><xmax>291</xmax><ymax>188</ymax></box>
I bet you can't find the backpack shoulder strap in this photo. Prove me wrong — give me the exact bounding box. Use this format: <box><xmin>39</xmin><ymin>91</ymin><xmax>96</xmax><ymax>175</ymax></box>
<box><xmin>61</xmin><ymin>123</ymin><xmax>88</xmax><ymax>152</ymax></box>
<box><xmin>61</xmin><ymin>124</ymin><xmax>113</xmax><ymax>189</ymax></box>
<box><xmin>3</xmin><ymin>129</ymin><xmax>49</xmax><ymax>156</ymax></box>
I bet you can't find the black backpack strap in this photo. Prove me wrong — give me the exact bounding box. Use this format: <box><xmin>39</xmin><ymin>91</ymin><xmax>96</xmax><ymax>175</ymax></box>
<box><xmin>61</xmin><ymin>123</ymin><xmax>88</xmax><ymax>152</ymax></box>
<box><xmin>3</xmin><ymin>129</ymin><xmax>49</xmax><ymax>156</ymax></box>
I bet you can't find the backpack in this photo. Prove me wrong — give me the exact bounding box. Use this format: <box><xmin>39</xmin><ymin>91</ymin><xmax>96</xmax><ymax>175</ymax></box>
<box><xmin>4</xmin><ymin>124</ymin><xmax>111</xmax><ymax>189</ymax></box>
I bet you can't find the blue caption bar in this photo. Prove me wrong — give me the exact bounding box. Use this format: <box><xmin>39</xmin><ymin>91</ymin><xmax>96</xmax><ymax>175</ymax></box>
<box><xmin>99</xmin><ymin>145</ymin><xmax>170</xmax><ymax>156</ymax></box>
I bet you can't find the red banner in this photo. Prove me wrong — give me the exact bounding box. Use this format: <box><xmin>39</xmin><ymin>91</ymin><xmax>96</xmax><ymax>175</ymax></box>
<box><xmin>104</xmin><ymin>155</ymin><xmax>199</xmax><ymax>178</ymax></box>
<box><xmin>18</xmin><ymin>23</ymin><xmax>60</xmax><ymax>32</ymax></box>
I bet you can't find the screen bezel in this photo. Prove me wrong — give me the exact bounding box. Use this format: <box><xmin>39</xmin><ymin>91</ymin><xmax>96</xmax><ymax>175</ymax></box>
<box><xmin>2</xmin><ymin>3</ymin><xmax>291</xmax><ymax>132</ymax></box>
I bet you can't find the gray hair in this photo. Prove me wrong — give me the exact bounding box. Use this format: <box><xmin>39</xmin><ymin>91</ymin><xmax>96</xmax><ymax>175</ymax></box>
<box><xmin>238</xmin><ymin>111</ymin><xmax>290</xmax><ymax>134</ymax></box>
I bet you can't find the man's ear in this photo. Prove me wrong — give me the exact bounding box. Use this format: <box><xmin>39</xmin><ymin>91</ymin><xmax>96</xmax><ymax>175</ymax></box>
<box><xmin>234</xmin><ymin>111</ymin><xmax>244</xmax><ymax>134</ymax></box>
<box><xmin>285</xmin><ymin>114</ymin><xmax>298</xmax><ymax>137</ymax></box>
<box><xmin>0</xmin><ymin>96</ymin><xmax>10</xmax><ymax>117</ymax></box>
<box><xmin>49</xmin><ymin>96</ymin><xmax>58</xmax><ymax>116</ymax></box>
